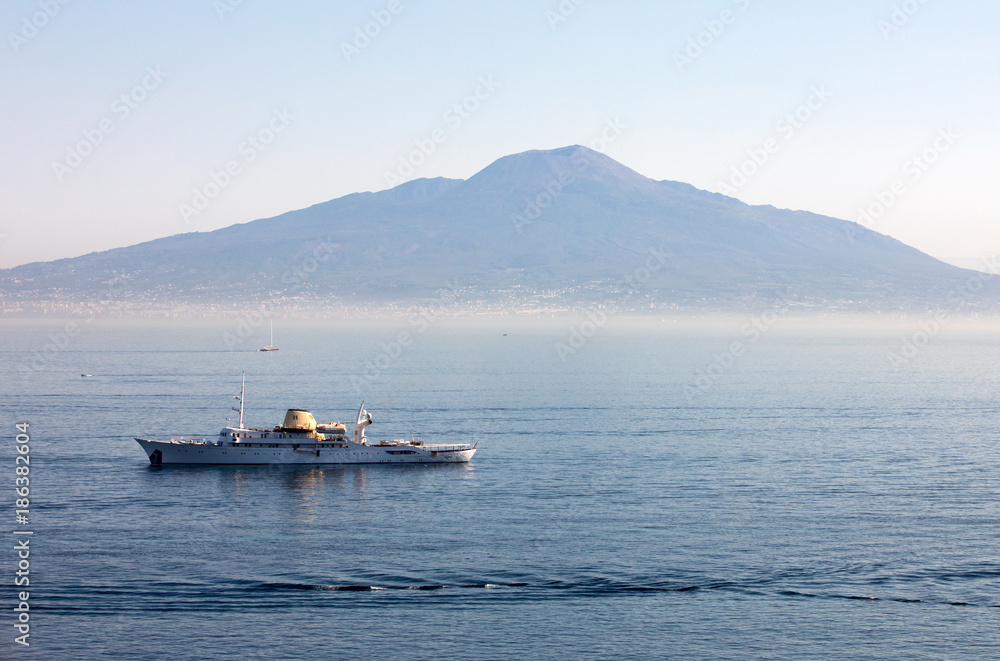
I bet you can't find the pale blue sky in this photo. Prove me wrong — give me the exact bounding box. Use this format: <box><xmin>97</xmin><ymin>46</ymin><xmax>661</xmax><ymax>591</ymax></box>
<box><xmin>1</xmin><ymin>0</ymin><xmax>997</xmax><ymax>268</ymax></box>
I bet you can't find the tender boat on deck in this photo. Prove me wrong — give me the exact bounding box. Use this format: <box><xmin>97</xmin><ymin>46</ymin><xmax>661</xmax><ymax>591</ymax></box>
<box><xmin>134</xmin><ymin>374</ymin><xmax>476</xmax><ymax>466</ymax></box>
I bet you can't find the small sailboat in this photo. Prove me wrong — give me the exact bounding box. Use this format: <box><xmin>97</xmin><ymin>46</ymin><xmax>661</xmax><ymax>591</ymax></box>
<box><xmin>259</xmin><ymin>319</ymin><xmax>279</xmax><ymax>352</ymax></box>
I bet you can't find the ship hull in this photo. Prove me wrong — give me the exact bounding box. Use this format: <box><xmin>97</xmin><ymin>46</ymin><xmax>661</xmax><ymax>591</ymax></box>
<box><xmin>135</xmin><ymin>438</ymin><xmax>475</xmax><ymax>465</ymax></box>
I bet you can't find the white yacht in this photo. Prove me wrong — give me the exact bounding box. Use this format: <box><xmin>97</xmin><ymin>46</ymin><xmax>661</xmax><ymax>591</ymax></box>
<box><xmin>134</xmin><ymin>374</ymin><xmax>477</xmax><ymax>465</ymax></box>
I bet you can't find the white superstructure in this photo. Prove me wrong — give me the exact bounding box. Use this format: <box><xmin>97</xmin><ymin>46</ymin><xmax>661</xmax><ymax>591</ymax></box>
<box><xmin>134</xmin><ymin>374</ymin><xmax>476</xmax><ymax>465</ymax></box>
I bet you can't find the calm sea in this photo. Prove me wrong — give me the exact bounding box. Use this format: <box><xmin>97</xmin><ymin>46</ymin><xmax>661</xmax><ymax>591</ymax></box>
<box><xmin>1</xmin><ymin>318</ymin><xmax>998</xmax><ymax>660</ymax></box>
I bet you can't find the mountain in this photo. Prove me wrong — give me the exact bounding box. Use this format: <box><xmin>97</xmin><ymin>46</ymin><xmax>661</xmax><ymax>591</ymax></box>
<box><xmin>2</xmin><ymin>145</ymin><xmax>996</xmax><ymax>313</ymax></box>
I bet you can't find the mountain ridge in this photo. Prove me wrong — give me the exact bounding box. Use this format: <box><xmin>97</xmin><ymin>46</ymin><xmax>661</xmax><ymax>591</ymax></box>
<box><xmin>2</xmin><ymin>145</ymin><xmax>996</xmax><ymax>314</ymax></box>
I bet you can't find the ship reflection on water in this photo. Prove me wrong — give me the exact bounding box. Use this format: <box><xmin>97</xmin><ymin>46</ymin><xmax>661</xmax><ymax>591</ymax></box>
<box><xmin>164</xmin><ymin>462</ymin><xmax>477</xmax><ymax>527</ymax></box>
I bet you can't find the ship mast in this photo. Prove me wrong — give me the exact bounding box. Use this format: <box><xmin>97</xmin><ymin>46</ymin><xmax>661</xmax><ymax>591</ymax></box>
<box><xmin>231</xmin><ymin>371</ymin><xmax>246</xmax><ymax>429</ymax></box>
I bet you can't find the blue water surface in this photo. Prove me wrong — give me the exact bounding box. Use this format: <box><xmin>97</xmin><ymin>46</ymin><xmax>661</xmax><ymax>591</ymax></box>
<box><xmin>0</xmin><ymin>318</ymin><xmax>998</xmax><ymax>660</ymax></box>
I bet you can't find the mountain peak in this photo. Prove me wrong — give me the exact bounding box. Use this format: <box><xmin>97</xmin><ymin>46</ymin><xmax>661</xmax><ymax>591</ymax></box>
<box><xmin>464</xmin><ymin>145</ymin><xmax>655</xmax><ymax>192</ymax></box>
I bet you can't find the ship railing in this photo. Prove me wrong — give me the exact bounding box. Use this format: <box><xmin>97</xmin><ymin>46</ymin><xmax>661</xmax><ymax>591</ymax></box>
<box><xmin>376</xmin><ymin>437</ymin><xmax>426</xmax><ymax>447</ymax></box>
<box><xmin>170</xmin><ymin>436</ymin><xmax>209</xmax><ymax>445</ymax></box>
<box><xmin>370</xmin><ymin>438</ymin><xmax>470</xmax><ymax>452</ymax></box>
<box><xmin>419</xmin><ymin>444</ymin><xmax>472</xmax><ymax>452</ymax></box>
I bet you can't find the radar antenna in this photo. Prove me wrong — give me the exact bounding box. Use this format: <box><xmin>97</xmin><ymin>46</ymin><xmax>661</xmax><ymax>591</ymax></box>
<box><xmin>353</xmin><ymin>401</ymin><xmax>372</xmax><ymax>445</ymax></box>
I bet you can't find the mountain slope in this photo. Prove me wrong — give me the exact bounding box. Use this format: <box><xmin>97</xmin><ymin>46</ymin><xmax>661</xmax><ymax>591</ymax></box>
<box><xmin>1</xmin><ymin>145</ymin><xmax>993</xmax><ymax>312</ymax></box>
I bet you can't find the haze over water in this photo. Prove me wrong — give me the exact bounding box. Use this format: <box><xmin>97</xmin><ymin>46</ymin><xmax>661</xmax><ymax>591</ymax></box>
<box><xmin>1</xmin><ymin>318</ymin><xmax>997</xmax><ymax>658</ymax></box>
